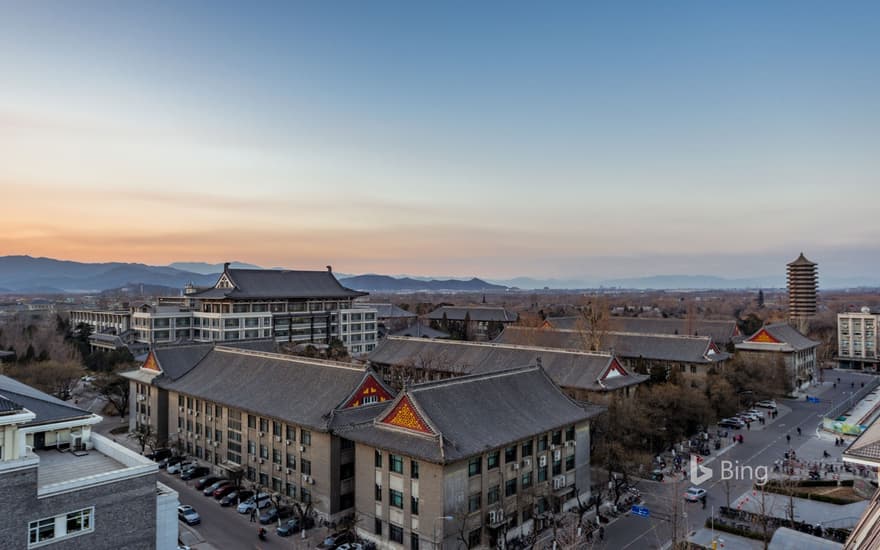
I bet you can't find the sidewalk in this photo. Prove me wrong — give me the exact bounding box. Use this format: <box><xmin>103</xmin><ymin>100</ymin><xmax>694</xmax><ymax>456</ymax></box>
<box><xmin>732</xmin><ymin>490</ymin><xmax>867</xmax><ymax>528</ymax></box>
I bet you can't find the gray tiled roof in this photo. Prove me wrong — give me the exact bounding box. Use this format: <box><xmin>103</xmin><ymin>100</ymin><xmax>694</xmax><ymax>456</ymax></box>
<box><xmin>759</xmin><ymin>323</ymin><xmax>819</xmax><ymax>351</ymax></box>
<box><xmin>426</xmin><ymin>306</ymin><xmax>518</xmax><ymax>323</ymax></box>
<box><xmin>0</xmin><ymin>375</ymin><xmax>91</xmax><ymax>426</ymax></box>
<box><xmin>339</xmin><ymin>367</ymin><xmax>605</xmax><ymax>463</ymax></box>
<box><xmin>355</xmin><ymin>303</ymin><xmax>416</xmax><ymax>319</ymax></box>
<box><xmin>844</xmin><ymin>418</ymin><xmax>880</xmax><ymax>463</ymax></box>
<box><xmin>368</xmin><ymin>337</ymin><xmax>646</xmax><ymax>392</ymax></box>
<box><xmin>156</xmin><ymin>348</ymin><xmax>369</xmax><ymax>431</ymax></box>
<box><xmin>496</xmin><ymin>327</ymin><xmax>726</xmax><ymax>364</ymax></box>
<box><xmin>153</xmin><ymin>344</ymin><xmax>214</xmax><ymax>381</ymax></box>
<box><xmin>0</xmin><ymin>394</ymin><xmax>23</xmax><ymax>413</ymax></box>
<box><xmin>388</xmin><ymin>323</ymin><xmax>450</xmax><ymax>339</ymax></box>
<box><xmin>546</xmin><ymin>316</ymin><xmax>740</xmax><ymax>344</ymax></box>
<box><xmin>190</xmin><ymin>268</ymin><xmax>366</xmax><ymax>300</ymax></box>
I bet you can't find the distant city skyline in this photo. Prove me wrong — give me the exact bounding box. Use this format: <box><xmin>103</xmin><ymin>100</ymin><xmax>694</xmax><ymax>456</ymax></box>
<box><xmin>2</xmin><ymin>2</ymin><xmax>879</xmax><ymax>280</ymax></box>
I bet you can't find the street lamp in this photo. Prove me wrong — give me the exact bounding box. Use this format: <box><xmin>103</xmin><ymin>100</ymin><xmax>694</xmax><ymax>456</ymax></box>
<box><xmin>433</xmin><ymin>516</ymin><xmax>453</xmax><ymax>550</ymax></box>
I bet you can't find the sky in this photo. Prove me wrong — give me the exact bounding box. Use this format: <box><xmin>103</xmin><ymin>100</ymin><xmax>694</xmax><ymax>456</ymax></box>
<box><xmin>2</xmin><ymin>1</ymin><xmax>879</xmax><ymax>281</ymax></box>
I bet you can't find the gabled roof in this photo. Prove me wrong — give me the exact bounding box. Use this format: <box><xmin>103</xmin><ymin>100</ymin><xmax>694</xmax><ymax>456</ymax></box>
<box><xmin>156</xmin><ymin>347</ymin><xmax>368</xmax><ymax>431</ymax></box>
<box><xmin>189</xmin><ymin>266</ymin><xmax>366</xmax><ymax>300</ymax></box>
<box><xmin>426</xmin><ymin>306</ymin><xmax>518</xmax><ymax>323</ymax></box>
<box><xmin>368</xmin><ymin>337</ymin><xmax>647</xmax><ymax>392</ymax></box>
<box><xmin>355</xmin><ymin>303</ymin><xmax>416</xmax><ymax>319</ymax></box>
<box><xmin>787</xmin><ymin>252</ymin><xmax>817</xmax><ymax>267</ymax></box>
<box><xmin>496</xmin><ymin>327</ymin><xmax>727</xmax><ymax>364</ymax></box>
<box><xmin>0</xmin><ymin>394</ymin><xmax>24</xmax><ymax>413</ymax></box>
<box><xmin>736</xmin><ymin>323</ymin><xmax>819</xmax><ymax>353</ymax></box>
<box><xmin>544</xmin><ymin>316</ymin><xmax>740</xmax><ymax>344</ymax></box>
<box><xmin>388</xmin><ymin>322</ymin><xmax>450</xmax><ymax>339</ymax></box>
<box><xmin>0</xmin><ymin>375</ymin><xmax>92</xmax><ymax>426</ymax></box>
<box><xmin>338</xmin><ymin>366</ymin><xmax>605</xmax><ymax>463</ymax></box>
<box><xmin>150</xmin><ymin>344</ymin><xmax>214</xmax><ymax>381</ymax></box>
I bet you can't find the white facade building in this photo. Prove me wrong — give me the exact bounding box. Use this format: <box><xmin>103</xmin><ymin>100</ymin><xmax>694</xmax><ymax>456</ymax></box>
<box><xmin>838</xmin><ymin>308</ymin><xmax>880</xmax><ymax>370</ymax></box>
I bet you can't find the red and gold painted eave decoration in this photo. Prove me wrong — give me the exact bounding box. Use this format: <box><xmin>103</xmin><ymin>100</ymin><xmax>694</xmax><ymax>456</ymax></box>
<box><xmin>601</xmin><ymin>358</ymin><xmax>628</xmax><ymax>379</ymax></box>
<box><xmin>748</xmin><ymin>329</ymin><xmax>780</xmax><ymax>344</ymax></box>
<box><xmin>709</xmin><ymin>342</ymin><xmax>720</xmax><ymax>353</ymax></box>
<box><xmin>379</xmin><ymin>396</ymin><xmax>434</xmax><ymax>435</ymax></box>
<box><xmin>345</xmin><ymin>375</ymin><xmax>393</xmax><ymax>408</ymax></box>
<box><xmin>142</xmin><ymin>352</ymin><xmax>161</xmax><ymax>372</ymax></box>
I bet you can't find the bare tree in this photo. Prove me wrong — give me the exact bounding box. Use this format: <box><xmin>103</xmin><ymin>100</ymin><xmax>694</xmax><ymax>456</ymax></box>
<box><xmin>93</xmin><ymin>369</ymin><xmax>130</xmax><ymax>417</ymax></box>
<box><xmin>129</xmin><ymin>423</ymin><xmax>158</xmax><ymax>455</ymax></box>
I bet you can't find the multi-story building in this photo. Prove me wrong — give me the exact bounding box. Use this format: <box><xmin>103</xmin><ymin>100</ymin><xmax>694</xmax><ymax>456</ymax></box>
<box><xmin>122</xmin><ymin>344</ymin><xmax>395</xmax><ymax>522</ymax></box>
<box><xmin>0</xmin><ymin>375</ymin><xmax>177</xmax><ymax>550</ymax></box>
<box><xmin>68</xmin><ymin>309</ymin><xmax>132</xmax><ymax>335</ymax></box>
<box><xmin>72</xmin><ymin>264</ymin><xmax>379</xmax><ymax>355</ymax></box>
<box><xmin>427</xmin><ymin>306</ymin><xmax>519</xmax><ymax>341</ymax></box>
<box><xmin>337</xmin><ymin>367</ymin><xmax>604</xmax><ymax>549</ymax></box>
<box><xmin>787</xmin><ymin>252</ymin><xmax>818</xmax><ymax>327</ymax></box>
<box><xmin>495</xmin><ymin>327</ymin><xmax>729</xmax><ymax>387</ymax></box>
<box><xmin>367</xmin><ymin>336</ymin><xmax>647</xmax><ymax>404</ymax></box>
<box><xmin>735</xmin><ymin>323</ymin><xmax>819</xmax><ymax>392</ymax></box>
<box><xmin>838</xmin><ymin>308</ymin><xmax>880</xmax><ymax>371</ymax></box>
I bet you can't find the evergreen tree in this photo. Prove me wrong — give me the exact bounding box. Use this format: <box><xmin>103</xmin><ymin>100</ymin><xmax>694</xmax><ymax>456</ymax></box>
<box><xmin>757</xmin><ymin>289</ymin><xmax>765</xmax><ymax>308</ymax></box>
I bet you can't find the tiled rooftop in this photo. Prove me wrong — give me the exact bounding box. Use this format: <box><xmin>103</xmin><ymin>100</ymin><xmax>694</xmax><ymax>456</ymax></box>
<box><xmin>36</xmin><ymin>449</ymin><xmax>126</xmax><ymax>487</ymax></box>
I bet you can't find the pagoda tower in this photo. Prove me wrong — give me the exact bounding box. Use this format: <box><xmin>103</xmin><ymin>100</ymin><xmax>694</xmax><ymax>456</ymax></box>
<box><xmin>787</xmin><ymin>252</ymin><xmax>817</xmax><ymax>329</ymax></box>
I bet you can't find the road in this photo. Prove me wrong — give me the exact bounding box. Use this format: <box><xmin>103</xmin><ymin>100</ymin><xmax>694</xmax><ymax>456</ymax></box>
<box><xmin>603</xmin><ymin>369</ymin><xmax>875</xmax><ymax>550</ymax></box>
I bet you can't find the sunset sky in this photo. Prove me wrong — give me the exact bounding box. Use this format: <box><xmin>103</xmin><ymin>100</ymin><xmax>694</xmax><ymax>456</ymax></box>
<box><xmin>2</xmin><ymin>2</ymin><xmax>879</xmax><ymax>280</ymax></box>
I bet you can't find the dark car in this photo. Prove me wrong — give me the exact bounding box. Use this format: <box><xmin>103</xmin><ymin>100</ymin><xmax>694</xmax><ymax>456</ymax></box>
<box><xmin>178</xmin><ymin>505</ymin><xmax>201</xmax><ymax>526</ymax></box>
<box><xmin>195</xmin><ymin>476</ymin><xmax>224</xmax><ymax>491</ymax></box>
<box><xmin>202</xmin><ymin>480</ymin><xmax>230</xmax><ymax>496</ymax></box>
<box><xmin>181</xmin><ymin>466</ymin><xmax>209</xmax><ymax>480</ymax></box>
<box><xmin>220</xmin><ymin>490</ymin><xmax>253</xmax><ymax>507</ymax></box>
<box><xmin>276</xmin><ymin>517</ymin><xmax>315</xmax><ymax>537</ymax></box>
<box><xmin>259</xmin><ymin>506</ymin><xmax>294</xmax><ymax>525</ymax></box>
<box><xmin>158</xmin><ymin>456</ymin><xmax>184</xmax><ymax>470</ymax></box>
<box><xmin>320</xmin><ymin>532</ymin><xmax>354</xmax><ymax>548</ymax></box>
<box><xmin>146</xmin><ymin>448</ymin><xmax>172</xmax><ymax>462</ymax></box>
<box><xmin>213</xmin><ymin>484</ymin><xmax>237</xmax><ymax>499</ymax></box>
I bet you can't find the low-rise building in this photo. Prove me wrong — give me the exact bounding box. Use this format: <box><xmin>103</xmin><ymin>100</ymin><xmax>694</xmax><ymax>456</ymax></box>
<box><xmin>495</xmin><ymin>327</ymin><xmax>728</xmax><ymax>387</ymax></box>
<box><xmin>0</xmin><ymin>375</ymin><xmax>176</xmax><ymax>550</ymax></box>
<box><xmin>355</xmin><ymin>303</ymin><xmax>418</xmax><ymax>336</ymax></box>
<box><xmin>842</xmin><ymin>418</ymin><xmax>880</xmax><ymax>549</ymax></box>
<box><xmin>735</xmin><ymin>323</ymin><xmax>819</xmax><ymax>392</ymax></box>
<box><xmin>838</xmin><ymin>308</ymin><xmax>880</xmax><ymax>371</ymax></box>
<box><xmin>337</xmin><ymin>367</ymin><xmax>604</xmax><ymax>549</ymax></box>
<box><xmin>543</xmin><ymin>316</ymin><xmax>742</xmax><ymax>347</ymax></box>
<box><xmin>368</xmin><ymin>337</ymin><xmax>647</xmax><ymax>403</ymax></box>
<box><xmin>427</xmin><ymin>306</ymin><xmax>518</xmax><ymax>341</ymax></box>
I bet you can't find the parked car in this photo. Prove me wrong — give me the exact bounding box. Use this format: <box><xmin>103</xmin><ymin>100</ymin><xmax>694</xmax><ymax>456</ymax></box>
<box><xmin>213</xmin><ymin>484</ymin><xmax>237</xmax><ymax>499</ymax></box>
<box><xmin>195</xmin><ymin>476</ymin><xmax>224</xmax><ymax>491</ymax></box>
<box><xmin>220</xmin><ymin>490</ymin><xmax>253</xmax><ymax>507</ymax></box>
<box><xmin>177</xmin><ymin>505</ymin><xmax>201</xmax><ymax>525</ymax></box>
<box><xmin>755</xmin><ymin>400</ymin><xmax>777</xmax><ymax>410</ymax></box>
<box><xmin>159</xmin><ymin>456</ymin><xmax>184</xmax><ymax>469</ymax></box>
<box><xmin>237</xmin><ymin>493</ymin><xmax>272</xmax><ymax>514</ymax></box>
<box><xmin>684</xmin><ymin>487</ymin><xmax>707</xmax><ymax>502</ymax></box>
<box><xmin>320</xmin><ymin>532</ymin><xmax>355</xmax><ymax>548</ymax></box>
<box><xmin>276</xmin><ymin>517</ymin><xmax>315</xmax><ymax>536</ymax></box>
<box><xmin>181</xmin><ymin>466</ymin><xmax>209</xmax><ymax>480</ymax></box>
<box><xmin>167</xmin><ymin>460</ymin><xmax>194</xmax><ymax>474</ymax></box>
<box><xmin>146</xmin><ymin>448</ymin><xmax>172</xmax><ymax>461</ymax></box>
<box><xmin>259</xmin><ymin>506</ymin><xmax>294</xmax><ymax>524</ymax></box>
<box><xmin>336</xmin><ymin>544</ymin><xmax>364</xmax><ymax>550</ymax></box>
<box><xmin>203</xmin><ymin>480</ymin><xmax>231</xmax><ymax>496</ymax></box>
<box><xmin>746</xmin><ymin>409</ymin><xmax>765</xmax><ymax>418</ymax></box>
<box><xmin>718</xmin><ymin>418</ymin><xmax>744</xmax><ymax>429</ymax></box>
<box><xmin>737</xmin><ymin>412</ymin><xmax>759</xmax><ymax>422</ymax></box>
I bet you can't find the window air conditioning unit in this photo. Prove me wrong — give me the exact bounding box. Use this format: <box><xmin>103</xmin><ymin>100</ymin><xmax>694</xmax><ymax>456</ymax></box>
<box><xmin>136</xmin><ymin>394</ymin><xmax>145</xmax><ymax>401</ymax></box>
<box><xmin>522</xmin><ymin>458</ymin><xmax>531</xmax><ymax>468</ymax></box>
<box><xmin>538</xmin><ymin>455</ymin><xmax>547</xmax><ymax>468</ymax></box>
<box><xmin>553</xmin><ymin>475</ymin><xmax>566</xmax><ymax>490</ymax></box>
<box><xmin>195</xmin><ymin>411</ymin><xmax>200</xmax><ymax>417</ymax></box>
<box><xmin>275</xmin><ymin>436</ymin><xmax>282</xmax><ymax>443</ymax></box>
<box><xmin>286</xmin><ymin>440</ymin><xmax>292</xmax><ymax>446</ymax></box>
<box><xmin>250</xmin><ymin>454</ymin><xmax>257</xmax><ymax>462</ymax></box>
<box><xmin>286</xmin><ymin>468</ymin><xmax>292</xmax><ymax>475</ymax></box>
<box><xmin>179</xmin><ymin>406</ymin><xmax>185</xmax><ymax>412</ymax></box>
<box><xmin>309</xmin><ymin>477</ymin><xmax>315</xmax><ymax>485</ymax></box>
<box><xmin>275</xmin><ymin>465</ymin><xmax>282</xmax><ymax>472</ymax></box>
<box><xmin>259</xmin><ymin>431</ymin><xmax>265</xmax><ymax>437</ymax></box>
<box><xmin>550</xmin><ymin>444</ymin><xmax>557</xmax><ymax>451</ymax></box>
<box><xmin>553</xmin><ymin>450</ymin><xmax>561</xmax><ymax>462</ymax></box>
<box><xmin>259</xmin><ymin>458</ymin><xmax>265</xmax><ymax>464</ymax></box>
<box><xmin>188</xmin><ymin>409</ymin><xmax>193</xmax><ymax>415</ymax></box>
<box><xmin>300</xmin><ymin>445</ymin><xmax>306</xmax><ymax>452</ymax></box>
<box><xmin>206</xmin><ymin>415</ymin><xmax>212</xmax><ymax>421</ymax></box>
<box><xmin>566</xmin><ymin>440</ymin><xmax>575</xmax><ymax>448</ymax></box>
<box><xmin>512</xmin><ymin>463</ymin><xmax>519</xmax><ymax>470</ymax></box>
<box><xmin>213</xmin><ymin>441</ymin><xmax>219</xmax><ymax>447</ymax></box>
<box><xmin>302</xmin><ymin>474</ymin><xmax>309</xmax><ymax>482</ymax></box>
<box><xmin>206</xmin><ymin>438</ymin><xmax>211</xmax><ymax>444</ymax></box>
<box><xmin>195</xmin><ymin>434</ymin><xmax>200</xmax><ymax>440</ymax></box>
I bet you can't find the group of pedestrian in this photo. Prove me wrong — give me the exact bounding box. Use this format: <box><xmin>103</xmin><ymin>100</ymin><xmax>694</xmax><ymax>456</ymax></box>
<box><xmin>834</xmin><ymin>437</ymin><xmax>846</xmax><ymax>446</ymax></box>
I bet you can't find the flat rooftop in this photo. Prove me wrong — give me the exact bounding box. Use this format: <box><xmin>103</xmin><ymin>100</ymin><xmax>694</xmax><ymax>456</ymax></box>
<box><xmin>36</xmin><ymin>448</ymin><xmax>125</xmax><ymax>488</ymax></box>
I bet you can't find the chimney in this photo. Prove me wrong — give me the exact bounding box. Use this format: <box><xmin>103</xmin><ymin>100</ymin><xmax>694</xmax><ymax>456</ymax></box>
<box><xmin>223</xmin><ymin>262</ymin><xmax>230</xmax><ymax>272</ymax></box>
<box><xmin>326</xmin><ymin>265</ymin><xmax>332</xmax><ymax>273</ymax></box>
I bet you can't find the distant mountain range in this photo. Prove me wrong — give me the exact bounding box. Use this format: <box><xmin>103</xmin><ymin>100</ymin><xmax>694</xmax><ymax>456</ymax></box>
<box><xmin>339</xmin><ymin>274</ymin><xmax>508</xmax><ymax>292</ymax></box>
<box><xmin>0</xmin><ymin>255</ymin><xmax>876</xmax><ymax>293</ymax></box>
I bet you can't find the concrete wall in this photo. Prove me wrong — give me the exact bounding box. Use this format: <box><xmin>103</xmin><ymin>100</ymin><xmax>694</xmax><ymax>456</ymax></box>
<box><xmin>0</xmin><ymin>466</ymin><xmax>157</xmax><ymax>550</ymax></box>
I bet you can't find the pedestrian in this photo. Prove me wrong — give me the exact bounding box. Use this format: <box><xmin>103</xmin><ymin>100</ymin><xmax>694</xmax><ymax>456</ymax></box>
<box><xmin>797</xmin><ymin>427</ymin><xmax>802</xmax><ymax>436</ymax></box>
<box><xmin>701</xmin><ymin>495</ymin><xmax>707</xmax><ymax>509</ymax></box>
<box><xmin>833</xmin><ymin>383</ymin><xmax>837</xmax><ymax>389</ymax></box>
<box><xmin>599</xmin><ymin>526</ymin><xmax>605</xmax><ymax>541</ymax></box>
<box><xmin>250</xmin><ymin>508</ymin><xmax>257</xmax><ymax>523</ymax></box>
<box><xmin>786</xmin><ymin>434</ymin><xmax>791</xmax><ymax>444</ymax></box>
<box><xmin>747</xmin><ymin>422</ymin><xmax>750</xmax><ymax>431</ymax></box>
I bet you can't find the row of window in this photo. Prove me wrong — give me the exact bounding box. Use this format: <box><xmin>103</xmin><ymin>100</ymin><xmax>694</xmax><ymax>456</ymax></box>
<box><xmin>375</xmin><ymin>451</ymin><xmax>419</xmax><ymax>478</ymax></box>
<box><xmin>467</xmin><ymin>427</ymin><xmax>576</xmax><ymax>476</ymax></box>
<box><xmin>28</xmin><ymin>508</ymin><xmax>93</xmax><ymax>548</ymax></box>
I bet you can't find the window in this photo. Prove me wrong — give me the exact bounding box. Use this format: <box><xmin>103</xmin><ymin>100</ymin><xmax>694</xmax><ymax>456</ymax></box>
<box><xmin>552</xmin><ymin>456</ymin><xmax>562</xmax><ymax>476</ymax></box>
<box><xmin>487</xmin><ymin>451</ymin><xmax>500</xmax><ymax>469</ymax></box>
<box><xmin>566</xmin><ymin>426</ymin><xmax>575</xmax><ymax>441</ymax></box>
<box><xmin>522</xmin><ymin>440</ymin><xmax>533</xmax><ymax>457</ymax></box>
<box><xmin>301</xmin><ymin>430</ymin><xmax>311</xmax><ymax>445</ymax></box>
<box><xmin>375</xmin><ymin>450</ymin><xmax>383</xmax><ymax>468</ymax></box>
<box><xmin>260</xmin><ymin>418</ymin><xmax>269</xmax><ymax>432</ymax></box>
<box><xmin>301</xmin><ymin>459</ymin><xmax>311</xmax><ymax>475</ymax></box>
<box><xmin>505</xmin><ymin>478</ymin><xmax>518</xmax><ymax>497</ymax></box>
<box><xmin>468</xmin><ymin>457</ymin><xmax>481</xmax><ymax>476</ymax></box>
<box><xmin>301</xmin><ymin>487</ymin><xmax>311</xmax><ymax>503</ymax></box>
<box><xmin>468</xmin><ymin>493</ymin><xmax>481</xmax><ymax>513</ymax></box>
<box><xmin>287</xmin><ymin>454</ymin><xmax>296</xmax><ymax>469</ymax></box>
<box><xmin>374</xmin><ymin>519</ymin><xmax>383</xmax><ymax>536</ymax></box>
<box><xmin>248</xmin><ymin>415</ymin><xmax>256</xmax><ymax>429</ymax></box>
<box><xmin>566</xmin><ymin>455</ymin><xmax>575</xmax><ymax>471</ymax></box>
<box><xmin>390</xmin><ymin>454</ymin><xmax>404</xmax><ymax>474</ymax></box>
<box><xmin>389</xmin><ymin>524</ymin><xmax>404</xmax><ymax>544</ymax></box>
<box><xmin>28</xmin><ymin>517</ymin><xmax>56</xmax><ymax>546</ymax></box>
<box><xmin>505</xmin><ymin>445</ymin><xmax>517</xmax><ymax>463</ymax></box>
<box><xmin>390</xmin><ymin>489</ymin><xmax>404</xmax><ymax>509</ymax></box>
<box><xmin>538</xmin><ymin>435</ymin><xmax>548</xmax><ymax>452</ymax></box>
<box><xmin>273</xmin><ymin>421</ymin><xmax>282</xmax><ymax>436</ymax></box>
<box><xmin>272</xmin><ymin>477</ymin><xmax>282</xmax><ymax>492</ymax></box>
<box><xmin>375</xmin><ymin>484</ymin><xmax>382</xmax><ymax>501</ymax></box>
<box><xmin>522</xmin><ymin>471</ymin><xmax>533</xmax><ymax>489</ymax></box>
<box><xmin>411</xmin><ymin>495</ymin><xmax>419</xmax><ymax>515</ymax></box>
<box><xmin>411</xmin><ymin>533</ymin><xmax>420</xmax><ymax>550</ymax></box>
<box><xmin>411</xmin><ymin>460</ymin><xmax>419</xmax><ymax>479</ymax></box>
<box><xmin>468</xmin><ymin>528</ymin><xmax>481</xmax><ymax>548</ymax></box>
<box><xmin>259</xmin><ymin>472</ymin><xmax>268</xmax><ymax>486</ymax></box>
<box><xmin>247</xmin><ymin>466</ymin><xmax>256</xmax><ymax>481</ymax></box>
<box><xmin>273</xmin><ymin>449</ymin><xmax>282</xmax><ymax>464</ymax></box>
<box><xmin>286</xmin><ymin>483</ymin><xmax>296</xmax><ymax>497</ymax></box>
<box><xmin>538</xmin><ymin>466</ymin><xmax>548</xmax><ymax>482</ymax></box>
<box><xmin>260</xmin><ymin>444</ymin><xmax>269</xmax><ymax>459</ymax></box>
<box><xmin>552</xmin><ymin>430</ymin><xmax>562</xmax><ymax>446</ymax></box>
<box><xmin>286</xmin><ymin>425</ymin><xmax>296</xmax><ymax>441</ymax></box>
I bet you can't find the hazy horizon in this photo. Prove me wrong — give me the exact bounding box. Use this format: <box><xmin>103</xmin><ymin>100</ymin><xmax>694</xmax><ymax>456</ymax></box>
<box><xmin>3</xmin><ymin>2</ymin><xmax>879</xmax><ymax>280</ymax></box>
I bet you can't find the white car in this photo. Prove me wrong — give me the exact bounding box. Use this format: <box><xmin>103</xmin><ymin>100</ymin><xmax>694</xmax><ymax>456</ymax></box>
<box><xmin>746</xmin><ymin>409</ymin><xmax>765</xmax><ymax>418</ymax></box>
<box><xmin>167</xmin><ymin>461</ymin><xmax>194</xmax><ymax>475</ymax></box>
<box><xmin>738</xmin><ymin>412</ymin><xmax>759</xmax><ymax>422</ymax></box>
<box><xmin>684</xmin><ymin>487</ymin><xmax>707</xmax><ymax>502</ymax></box>
<box><xmin>755</xmin><ymin>400</ymin><xmax>777</xmax><ymax>410</ymax></box>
